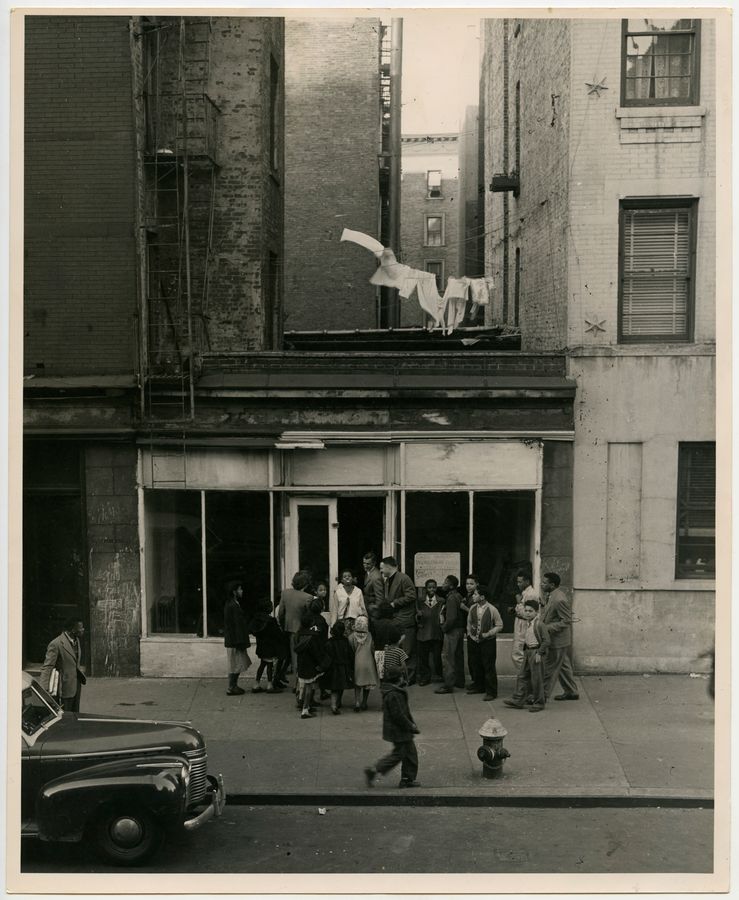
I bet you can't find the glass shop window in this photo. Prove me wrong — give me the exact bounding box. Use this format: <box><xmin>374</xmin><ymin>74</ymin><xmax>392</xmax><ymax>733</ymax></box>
<box><xmin>472</xmin><ymin>492</ymin><xmax>535</xmax><ymax>632</ymax></box>
<box><xmin>205</xmin><ymin>491</ymin><xmax>271</xmax><ymax>637</ymax></box>
<box><xmin>676</xmin><ymin>443</ymin><xmax>715</xmax><ymax>579</ymax></box>
<box><xmin>404</xmin><ymin>492</ymin><xmax>469</xmax><ymax>595</ymax></box>
<box><xmin>145</xmin><ymin>490</ymin><xmax>203</xmax><ymax>635</ymax></box>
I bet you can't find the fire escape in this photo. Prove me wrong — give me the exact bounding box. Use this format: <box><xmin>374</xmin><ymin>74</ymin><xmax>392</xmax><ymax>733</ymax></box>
<box><xmin>141</xmin><ymin>17</ymin><xmax>220</xmax><ymax>420</ymax></box>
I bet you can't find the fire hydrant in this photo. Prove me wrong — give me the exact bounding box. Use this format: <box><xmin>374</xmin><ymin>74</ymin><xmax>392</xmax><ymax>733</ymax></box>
<box><xmin>477</xmin><ymin>717</ymin><xmax>510</xmax><ymax>779</ymax></box>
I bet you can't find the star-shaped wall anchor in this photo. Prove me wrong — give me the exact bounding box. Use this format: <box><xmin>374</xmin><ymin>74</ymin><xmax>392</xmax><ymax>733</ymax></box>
<box><xmin>585</xmin><ymin>318</ymin><xmax>607</xmax><ymax>335</ymax></box>
<box><xmin>585</xmin><ymin>76</ymin><xmax>609</xmax><ymax>98</ymax></box>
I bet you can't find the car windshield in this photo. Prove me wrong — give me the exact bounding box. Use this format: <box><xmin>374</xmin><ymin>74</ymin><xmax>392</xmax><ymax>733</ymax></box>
<box><xmin>22</xmin><ymin>681</ymin><xmax>61</xmax><ymax>737</ymax></box>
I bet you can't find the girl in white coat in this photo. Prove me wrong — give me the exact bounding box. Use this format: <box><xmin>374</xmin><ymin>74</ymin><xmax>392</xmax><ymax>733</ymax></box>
<box><xmin>330</xmin><ymin>569</ymin><xmax>367</xmax><ymax>634</ymax></box>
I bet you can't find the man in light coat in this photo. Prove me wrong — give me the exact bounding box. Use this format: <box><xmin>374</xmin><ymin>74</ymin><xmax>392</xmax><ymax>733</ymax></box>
<box><xmin>380</xmin><ymin>556</ymin><xmax>419</xmax><ymax>685</ymax></box>
<box><xmin>541</xmin><ymin>571</ymin><xmax>579</xmax><ymax>701</ymax></box>
<box><xmin>39</xmin><ymin>616</ymin><xmax>86</xmax><ymax>712</ymax></box>
<box><xmin>278</xmin><ymin>572</ymin><xmax>314</xmax><ymax>680</ymax></box>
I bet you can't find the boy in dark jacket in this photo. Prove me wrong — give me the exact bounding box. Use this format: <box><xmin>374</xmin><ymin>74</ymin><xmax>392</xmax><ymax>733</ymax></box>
<box><xmin>364</xmin><ymin>664</ymin><xmax>420</xmax><ymax>788</ymax></box>
<box><xmin>434</xmin><ymin>575</ymin><xmax>466</xmax><ymax>693</ymax></box>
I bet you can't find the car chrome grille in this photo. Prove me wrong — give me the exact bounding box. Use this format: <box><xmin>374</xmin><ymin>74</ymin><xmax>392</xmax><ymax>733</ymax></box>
<box><xmin>184</xmin><ymin>747</ymin><xmax>208</xmax><ymax>806</ymax></box>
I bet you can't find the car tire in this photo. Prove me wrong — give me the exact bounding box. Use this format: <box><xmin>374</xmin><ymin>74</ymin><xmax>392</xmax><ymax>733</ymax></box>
<box><xmin>91</xmin><ymin>804</ymin><xmax>164</xmax><ymax>866</ymax></box>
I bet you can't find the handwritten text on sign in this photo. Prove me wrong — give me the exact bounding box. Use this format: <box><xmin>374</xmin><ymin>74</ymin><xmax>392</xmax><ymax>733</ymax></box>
<box><xmin>413</xmin><ymin>552</ymin><xmax>461</xmax><ymax>587</ymax></box>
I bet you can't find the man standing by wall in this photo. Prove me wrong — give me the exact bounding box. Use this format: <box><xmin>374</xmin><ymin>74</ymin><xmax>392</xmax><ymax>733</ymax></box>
<box><xmin>541</xmin><ymin>571</ymin><xmax>579</xmax><ymax>701</ymax></box>
<box><xmin>362</xmin><ymin>552</ymin><xmax>385</xmax><ymax>620</ymax></box>
<box><xmin>380</xmin><ymin>556</ymin><xmax>418</xmax><ymax>685</ymax></box>
<box><xmin>39</xmin><ymin>616</ymin><xmax>87</xmax><ymax>712</ymax></box>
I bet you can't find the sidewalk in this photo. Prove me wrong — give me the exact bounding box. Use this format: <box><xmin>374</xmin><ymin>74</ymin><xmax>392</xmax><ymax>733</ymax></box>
<box><xmin>80</xmin><ymin>674</ymin><xmax>714</xmax><ymax>802</ymax></box>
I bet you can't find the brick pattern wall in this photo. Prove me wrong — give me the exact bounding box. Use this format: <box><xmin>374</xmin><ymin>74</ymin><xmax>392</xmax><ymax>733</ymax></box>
<box><xmin>458</xmin><ymin>105</ymin><xmax>483</xmax><ymax>276</ymax></box>
<box><xmin>567</xmin><ymin>18</ymin><xmax>716</xmax><ymax>349</ymax></box>
<box><xmin>284</xmin><ymin>18</ymin><xmax>382</xmax><ymax>332</ymax></box>
<box><xmin>481</xmin><ymin>18</ymin><xmax>571</xmax><ymax>350</ymax></box>
<box><xmin>205</xmin><ymin>17</ymin><xmax>284</xmax><ymax>351</ymax></box>
<box><xmin>24</xmin><ymin>17</ymin><xmax>138</xmax><ymax>375</ymax></box>
<box><xmin>85</xmin><ymin>443</ymin><xmax>141</xmax><ymax>676</ymax></box>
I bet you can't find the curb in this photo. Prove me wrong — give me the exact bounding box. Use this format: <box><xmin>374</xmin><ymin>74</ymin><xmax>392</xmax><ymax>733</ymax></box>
<box><xmin>224</xmin><ymin>793</ymin><xmax>714</xmax><ymax>809</ymax></box>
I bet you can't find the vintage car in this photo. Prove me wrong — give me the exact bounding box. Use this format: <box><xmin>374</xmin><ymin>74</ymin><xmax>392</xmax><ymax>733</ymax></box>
<box><xmin>21</xmin><ymin>672</ymin><xmax>226</xmax><ymax>866</ymax></box>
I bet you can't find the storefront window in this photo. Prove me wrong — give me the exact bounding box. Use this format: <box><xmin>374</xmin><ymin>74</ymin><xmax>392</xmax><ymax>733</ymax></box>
<box><xmin>205</xmin><ymin>491</ymin><xmax>271</xmax><ymax>636</ymax></box>
<box><xmin>404</xmin><ymin>492</ymin><xmax>469</xmax><ymax>591</ymax></box>
<box><xmin>473</xmin><ymin>491</ymin><xmax>535</xmax><ymax>631</ymax></box>
<box><xmin>145</xmin><ymin>490</ymin><xmax>203</xmax><ymax>635</ymax></box>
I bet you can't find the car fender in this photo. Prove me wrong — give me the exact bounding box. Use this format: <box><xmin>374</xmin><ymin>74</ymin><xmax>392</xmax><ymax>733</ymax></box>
<box><xmin>37</xmin><ymin>755</ymin><xmax>188</xmax><ymax>842</ymax></box>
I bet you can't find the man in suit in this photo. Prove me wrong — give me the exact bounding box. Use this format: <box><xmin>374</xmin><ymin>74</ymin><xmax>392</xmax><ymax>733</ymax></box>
<box><xmin>362</xmin><ymin>552</ymin><xmax>385</xmax><ymax>620</ymax></box>
<box><xmin>278</xmin><ymin>572</ymin><xmax>314</xmax><ymax>682</ymax></box>
<box><xmin>39</xmin><ymin>616</ymin><xmax>86</xmax><ymax>712</ymax></box>
<box><xmin>541</xmin><ymin>571</ymin><xmax>579</xmax><ymax>701</ymax></box>
<box><xmin>380</xmin><ymin>556</ymin><xmax>419</xmax><ymax>684</ymax></box>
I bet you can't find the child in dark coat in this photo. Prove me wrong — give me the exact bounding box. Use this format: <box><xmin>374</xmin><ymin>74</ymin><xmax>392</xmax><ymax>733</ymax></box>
<box><xmin>364</xmin><ymin>664</ymin><xmax>420</xmax><ymax>789</ymax></box>
<box><xmin>320</xmin><ymin>620</ymin><xmax>354</xmax><ymax>714</ymax></box>
<box><xmin>294</xmin><ymin>609</ymin><xmax>325</xmax><ymax>719</ymax></box>
<box><xmin>251</xmin><ymin>599</ymin><xmax>286</xmax><ymax>694</ymax></box>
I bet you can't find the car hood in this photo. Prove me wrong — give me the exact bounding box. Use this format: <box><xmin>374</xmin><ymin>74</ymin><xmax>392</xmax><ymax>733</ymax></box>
<box><xmin>39</xmin><ymin>712</ymin><xmax>205</xmax><ymax>758</ymax></box>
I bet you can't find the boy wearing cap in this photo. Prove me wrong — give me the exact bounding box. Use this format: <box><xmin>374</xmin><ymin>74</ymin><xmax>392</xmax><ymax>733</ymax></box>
<box><xmin>504</xmin><ymin>598</ymin><xmax>550</xmax><ymax>712</ymax></box>
<box><xmin>364</xmin><ymin>664</ymin><xmax>420</xmax><ymax>788</ymax></box>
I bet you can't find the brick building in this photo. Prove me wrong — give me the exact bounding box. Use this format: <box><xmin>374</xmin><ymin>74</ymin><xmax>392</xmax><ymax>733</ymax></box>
<box><xmin>481</xmin><ymin>17</ymin><xmax>716</xmax><ymax>671</ymax></box>
<box><xmin>284</xmin><ymin>17</ymin><xmax>385</xmax><ymax>332</ymax></box>
<box><xmin>399</xmin><ymin>134</ymin><xmax>460</xmax><ymax>326</ymax></box>
<box><xmin>457</xmin><ymin>105</ymin><xmax>485</xmax><ymax>280</ymax></box>
<box><xmin>23</xmin><ymin>15</ymin><xmax>579</xmax><ymax>678</ymax></box>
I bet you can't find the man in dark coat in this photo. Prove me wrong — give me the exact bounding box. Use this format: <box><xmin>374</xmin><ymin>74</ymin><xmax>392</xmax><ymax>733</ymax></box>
<box><xmin>380</xmin><ymin>556</ymin><xmax>419</xmax><ymax>684</ymax></box>
<box><xmin>434</xmin><ymin>575</ymin><xmax>466</xmax><ymax>693</ymax></box>
<box><xmin>541</xmin><ymin>571</ymin><xmax>579</xmax><ymax>701</ymax></box>
<box><xmin>364</xmin><ymin>664</ymin><xmax>420</xmax><ymax>788</ymax></box>
<box><xmin>362</xmin><ymin>552</ymin><xmax>385</xmax><ymax>619</ymax></box>
<box><xmin>39</xmin><ymin>616</ymin><xmax>86</xmax><ymax>712</ymax></box>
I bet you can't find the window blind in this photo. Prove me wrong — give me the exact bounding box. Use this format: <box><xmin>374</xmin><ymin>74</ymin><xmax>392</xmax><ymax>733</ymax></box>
<box><xmin>621</xmin><ymin>206</ymin><xmax>692</xmax><ymax>339</ymax></box>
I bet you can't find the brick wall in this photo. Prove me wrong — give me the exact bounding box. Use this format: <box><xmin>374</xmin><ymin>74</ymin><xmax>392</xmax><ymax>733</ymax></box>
<box><xmin>204</xmin><ymin>16</ymin><xmax>284</xmax><ymax>351</ymax></box>
<box><xmin>458</xmin><ymin>105</ymin><xmax>483</xmax><ymax>276</ymax></box>
<box><xmin>85</xmin><ymin>443</ymin><xmax>141</xmax><ymax>676</ymax></box>
<box><xmin>481</xmin><ymin>18</ymin><xmax>571</xmax><ymax>350</ymax></box>
<box><xmin>540</xmin><ymin>440</ymin><xmax>573</xmax><ymax>588</ymax></box>
<box><xmin>284</xmin><ymin>17</ymin><xmax>382</xmax><ymax>332</ymax></box>
<box><xmin>24</xmin><ymin>17</ymin><xmax>138</xmax><ymax>375</ymax></box>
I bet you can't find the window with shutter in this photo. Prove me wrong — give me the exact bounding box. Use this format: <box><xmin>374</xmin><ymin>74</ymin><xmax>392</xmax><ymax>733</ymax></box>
<box><xmin>619</xmin><ymin>200</ymin><xmax>696</xmax><ymax>342</ymax></box>
<box><xmin>675</xmin><ymin>443</ymin><xmax>715</xmax><ymax>579</ymax></box>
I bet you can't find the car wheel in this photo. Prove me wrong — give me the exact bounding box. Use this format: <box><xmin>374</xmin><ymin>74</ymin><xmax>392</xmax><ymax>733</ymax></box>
<box><xmin>91</xmin><ymin>805</ymin><xmax>164</xmax><ymax>866</ymax></box>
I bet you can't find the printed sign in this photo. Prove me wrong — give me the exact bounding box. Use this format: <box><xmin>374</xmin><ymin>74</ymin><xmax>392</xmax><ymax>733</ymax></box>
<box><xmin>413</xmin><ymin>552</ymin><xmax>461</xmax><ymax>587</ymax></box>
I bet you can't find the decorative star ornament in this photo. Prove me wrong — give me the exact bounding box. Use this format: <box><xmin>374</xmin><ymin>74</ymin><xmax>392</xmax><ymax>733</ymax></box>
<box><xmin>585</xmin><ymin>318</ymin><xmax>607</xmax><ymax>335</ymax></box>
<box><xmin>585</xmin><ymin>76</ymin><xmax>609</xmax><ymax>98</ymax></box>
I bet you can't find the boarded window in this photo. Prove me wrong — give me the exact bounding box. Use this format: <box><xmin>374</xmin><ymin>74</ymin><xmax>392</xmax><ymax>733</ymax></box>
<box><xmin>606</xmin><ymin>443</ymin><xmax>642</xmax><ymax>581</ymax></box>
<box><xmin>676</xmin><ymin>443</ymin><xmax>715</xmax><ymax>578</ymax></box>
<box><xmin>619</xmin><ymin>201</ymin><xmax>696</xmax><ymax>342</ymax></box>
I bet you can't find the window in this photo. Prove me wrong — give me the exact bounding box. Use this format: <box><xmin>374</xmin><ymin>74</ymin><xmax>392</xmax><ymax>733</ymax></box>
<box><xmin>619</xmin><ymin>199</ymin><xmax>696</xmax><ymax>342</ymax></box>
<box><xmin>622</xmin><ymin>19</ymin><xmax>700</xmax><ymax>107</ymax></box>
<box><xmin>427</xmin><ymin>170</ymin><xmax>442</xmax><ymax>198</ymax></box>
<box><xmin>425</xmin><ymin>215</ymin><xmax>443</xmax><ymax>247</ymax></box>
<box><xmin>425</xmin><ymin>260</ymin><xmax>444</xmax><ymax>292</ymax></box>
<box><xmin>676</xmin><ymin>443</ymin><xmax>715</xmax><ymax>579</ymax></box>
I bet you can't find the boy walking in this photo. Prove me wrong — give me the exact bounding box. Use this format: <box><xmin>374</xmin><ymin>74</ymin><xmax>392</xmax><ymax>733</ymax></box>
<box><xmin>364</xmin><ymin>664</ymin><xmax>420</xmax><ymax>788</ymax></box>
<box><xmin>504</xmin><ymin>598</ymin><xmax>550</xmax><ymax>712</ymax></box>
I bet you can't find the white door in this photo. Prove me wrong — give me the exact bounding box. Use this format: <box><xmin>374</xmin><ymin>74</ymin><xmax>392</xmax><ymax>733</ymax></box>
<box><xmin>286</xmin><ymin>497</ymin><xmax>339</xmax><ymax>591</ymax></box>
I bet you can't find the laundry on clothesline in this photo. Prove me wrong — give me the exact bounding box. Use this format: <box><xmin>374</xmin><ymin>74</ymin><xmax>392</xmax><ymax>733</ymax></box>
<box><xmin>338</xmin><ymin>228</ymin><xmax>494</xmax><ymax>335</ymax></box>
<box><xmin>339</xmin><ymin>227</ymin><xmax>384</xmax><ymax>256</ymax></box>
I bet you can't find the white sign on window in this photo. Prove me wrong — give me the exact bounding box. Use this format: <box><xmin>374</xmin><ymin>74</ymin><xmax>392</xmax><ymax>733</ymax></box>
<box><xmin>413</xmin><ymin>552</ymin><xmax>461</xmax><ymax>587</ymax></box>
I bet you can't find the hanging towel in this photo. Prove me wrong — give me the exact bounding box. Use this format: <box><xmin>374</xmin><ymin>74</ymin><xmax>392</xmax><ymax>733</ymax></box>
<box><xmin>467</xmin><ymin>277</ymin><xmax>490</xmax><ymax>306</ymax></box>
<box><xmin>339</xmin><ymin>228</ymin><xmax>384</xmax><ymax>257</ymax></box>
<box><xmin>369</xmin><ymin>248</ymin><xmax>412</xmax><ymax>288</ymax></box>
<box><xmin>442</xmin><ymin>277</ymin><xmax>470</xmax><ymax>334</ymax></box>
<box><xmin>415</xmin><ymin>272</ymin><xmax>446</xmax><ymax>328</ymax></box>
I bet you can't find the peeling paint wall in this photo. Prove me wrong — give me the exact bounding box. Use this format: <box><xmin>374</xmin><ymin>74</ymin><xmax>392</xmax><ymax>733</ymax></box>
<box><xmin>85</xmin><ymin>444</ymin><xmax>141</xmax><ymax>675</ymax></box>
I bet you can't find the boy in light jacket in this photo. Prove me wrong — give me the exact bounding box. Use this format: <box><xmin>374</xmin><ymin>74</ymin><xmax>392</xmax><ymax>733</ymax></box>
<box><xmin>504</xmin><ymin>598</ymin><xmax>550</xmax><ymax>712</ymax></box>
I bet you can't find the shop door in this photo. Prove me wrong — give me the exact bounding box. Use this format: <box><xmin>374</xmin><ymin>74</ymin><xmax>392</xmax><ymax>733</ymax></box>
<box><xmin>287</xmin><ymin>498</ymin><xmax>339</xmax><ymax>591</ymax></box>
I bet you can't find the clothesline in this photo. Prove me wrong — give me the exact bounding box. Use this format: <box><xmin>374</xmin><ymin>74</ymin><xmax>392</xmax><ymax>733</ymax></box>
<box><xmin>340</xmin><ymin>228</ymin><xmax>495</xmax><ymax>336</ymax></box>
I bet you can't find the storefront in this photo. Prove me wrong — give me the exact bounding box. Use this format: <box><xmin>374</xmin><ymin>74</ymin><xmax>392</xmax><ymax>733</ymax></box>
<box><xmin>139</xmin><ymin>438</ymin><xmax>552</xmax><ymax>676</ymax></box>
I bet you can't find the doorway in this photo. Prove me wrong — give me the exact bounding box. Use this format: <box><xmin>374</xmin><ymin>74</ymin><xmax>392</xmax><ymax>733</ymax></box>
<box><xmin>286</xmin><ymin>495</ymin><xmax>385</xmax><ymax>594</ymax></box>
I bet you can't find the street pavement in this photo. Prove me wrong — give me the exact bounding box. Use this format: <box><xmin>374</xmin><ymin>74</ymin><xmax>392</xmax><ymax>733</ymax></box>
<box><xmin>79</xmin><ymin>673</ymin><xmax>714</xmax><ymax>801</ymax></box>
